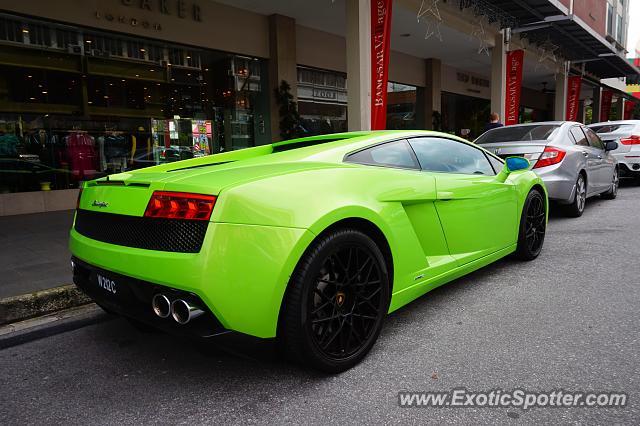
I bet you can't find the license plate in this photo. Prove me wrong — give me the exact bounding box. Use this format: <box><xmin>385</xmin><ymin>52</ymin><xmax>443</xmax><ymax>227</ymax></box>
<box><xmin>96</xmin><ymin>273</ymin><xmax>117</xmax><ymax>295</ymax></box>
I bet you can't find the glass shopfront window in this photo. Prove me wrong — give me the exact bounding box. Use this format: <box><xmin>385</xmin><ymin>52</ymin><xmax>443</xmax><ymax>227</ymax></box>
<box><xmin>297</xmin><ymin>66</ymin><xmax>347</xmax><ymax>136</ymax></box>
<box><xmin>0</xmin><ymin>14</ymin><xmax>270</xmax><ymax>194</ymax></box>
<box><xmin>386</xmin><ymin>82</ymin><xmax>418</xmax><ymax>130</ymax></box>
<box><xmin>441</xmin><ymin>92</ymin><xmax>490</xmax><ymax>140</ymax></box>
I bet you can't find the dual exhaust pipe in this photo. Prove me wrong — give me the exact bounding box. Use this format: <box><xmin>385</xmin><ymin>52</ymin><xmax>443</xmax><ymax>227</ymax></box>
<box><xmin>152</xmin><ymin>293</ymin><xmax>204</xmax><ymax>325</ymax></box>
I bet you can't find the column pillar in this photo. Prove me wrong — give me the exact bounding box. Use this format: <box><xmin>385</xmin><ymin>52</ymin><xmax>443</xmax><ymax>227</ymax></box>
<box><xmin>268</xmin><ymin>14</ymin><xmax>297</xmax><ymax>142</ymax></box>
<box><xmin>490</xmin><ymin>31</ymin><xmax>506</xmax><ymax>122</ymax></box>
<box><xmin>616</xmin><ymin>96</ymin><xmax>625</xmax><ymax>119</ymax></box>
<box><xmin>554</xmin><ymin>63</ymin><xmax>568</xmax><ymax>120</ymax></box>
<box><xmin>423</xmin><ymin>58</ymin><xmax>442</xmax><ymax>130</ymax></box>
<box><xmin>346</xmin><ymin>0</ymin><xmax>371</xmax><ymax>131</ymax></box>
<box><xmin>592</xmin><ymin>86</ymin><xmax>602</xmax><ymax>123</ymax></box>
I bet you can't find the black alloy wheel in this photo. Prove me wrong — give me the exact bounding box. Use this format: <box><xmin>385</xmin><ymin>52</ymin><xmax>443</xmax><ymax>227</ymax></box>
<box><xmin>515</xmin><ymin>188</ymin><xmax>546</xmax><ymax>260</ymax></box>
<box><xmin>280</xmin><ymin>228</ymin><xmax>390</xmax><ymax>373</ymax></box>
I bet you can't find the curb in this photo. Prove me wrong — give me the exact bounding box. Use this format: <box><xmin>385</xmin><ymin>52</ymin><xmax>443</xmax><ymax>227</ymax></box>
<box><xmin>0</xmin><ymin>304</ymin><xmax>112</xmax><ymax>349</ymax></box>
<box><xmin>0</xmin><ymin>284</ymin><xmax>91</xmax><ymax>325</ymax></box>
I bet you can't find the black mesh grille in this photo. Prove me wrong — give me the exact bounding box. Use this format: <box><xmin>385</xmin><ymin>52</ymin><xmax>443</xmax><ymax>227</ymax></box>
<box><xmin>74</xmin><ymin>209</ymin><xmax>208</xmax><ymax>253</ymax></box>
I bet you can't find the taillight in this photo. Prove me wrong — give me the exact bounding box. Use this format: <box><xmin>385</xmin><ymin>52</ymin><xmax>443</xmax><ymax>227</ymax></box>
<box><xmin>144</xmin><ymin>191</ymin><xmax>216</xmax><ymax>221</ymax></box>
<box><xmin>533</xmin><ymin>147</ymin><xmax>566</xmax><ymax>169</ymax></box>
<box><xmin>620</xmin><ymin>135</ymin><xmax>640</xmax><ymax>145</ymax></box>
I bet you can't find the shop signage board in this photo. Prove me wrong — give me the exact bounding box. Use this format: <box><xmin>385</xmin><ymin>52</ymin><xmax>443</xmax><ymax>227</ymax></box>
<box><xmin>600</xmin><ymin>90</ymin><xmax>613</xmax><ymax>121</ymax></box>
<box><xmin>565</xmin><ymin>76</ymin><xmax>582</xmax><ymax>122</ymax></box>
<box><xmin>504</xmin><ymin>49</ymin><xmax>524</xmax><ymax>126</ymax></box>
<box><xmin>371</xmin><ymin>0</ymin><xmax>393</xmax><ymax>130</ymax></box>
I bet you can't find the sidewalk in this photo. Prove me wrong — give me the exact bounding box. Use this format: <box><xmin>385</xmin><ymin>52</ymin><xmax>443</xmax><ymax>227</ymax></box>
<box><xmin>0</xmin><ymin>210</ymin><xmax>74</xmax><ymax>299</ymax></box>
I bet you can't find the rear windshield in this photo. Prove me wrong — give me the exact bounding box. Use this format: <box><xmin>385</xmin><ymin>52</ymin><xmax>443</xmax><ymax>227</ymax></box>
<box><xmin>589</xmin><ymin>124</ymin><xmax>635</xmax><ymax>134</ymax></box>
<box><xmin>475</xmin><ymin>125</ymin><xmax>560</xmax><ymax>144</ymax></box>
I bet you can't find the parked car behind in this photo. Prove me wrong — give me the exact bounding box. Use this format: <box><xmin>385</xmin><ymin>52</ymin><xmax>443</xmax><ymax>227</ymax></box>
<box><xmin>588</xmin><ymin>120</ymin><xmax>640</xmax><ymax>182</ymax></box>
<box><xmin>475</xmin><ymin>121</ymin><xmax>619</xmax><ymax>217</ymax></box>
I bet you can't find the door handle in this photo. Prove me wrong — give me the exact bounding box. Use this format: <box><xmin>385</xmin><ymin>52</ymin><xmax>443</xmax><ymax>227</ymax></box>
<box><xmin>597</xmin><ymin>155</ymin><xmax>603</xmax><ymax>159</ymax></box>
<box><xmin>582</xmin><ymin>151</ymin><xmax>589</xmax><ymax>157</ymax></box>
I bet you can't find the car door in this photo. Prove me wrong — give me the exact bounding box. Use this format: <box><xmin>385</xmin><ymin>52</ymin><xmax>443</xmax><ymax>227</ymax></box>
<box><xmin>569</xmin><ymin>126</ymin><xmax>601</xmax><ymax>193</ymax></box>
<box><xmin>583</xmin><ymin>126</ymin><xmax>613</xmax><ymax>191</ymax></box>
<box><xmin>407</xmin><ymin>136</ymin><xmax>518</xmax><ymax>266</ymax></box>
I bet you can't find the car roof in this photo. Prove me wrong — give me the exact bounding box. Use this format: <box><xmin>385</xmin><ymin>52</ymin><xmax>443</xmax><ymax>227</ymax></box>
<box><xmin>588</xmin><ymin>120</ymin><xmax>640</xmax><ymax>126</ymax></box>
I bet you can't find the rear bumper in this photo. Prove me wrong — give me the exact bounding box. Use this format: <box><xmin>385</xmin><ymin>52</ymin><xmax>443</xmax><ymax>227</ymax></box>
<box><xmin>69</xmin><ymin>221</ymin><xmax>316</xmax><ymax>338</ymax></box>
<box><xmin>72</xmin><ymin>257</ymin><xmax>228</xmax><ymax>338</ymax></box>
<box><xmin>613</xmin><ymin>152</ymin><xmax>640</xmax><ymax>176</ymax></box>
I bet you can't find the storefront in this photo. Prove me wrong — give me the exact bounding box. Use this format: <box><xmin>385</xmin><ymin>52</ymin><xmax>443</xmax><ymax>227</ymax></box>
<box><xmin>386</xmin><ymin>82</ymin><xmax>420</xmax><ymax>130</ymax></box>
<box><xmin>296</xmin><ymin>66</ymin><xmax>347</xmax><ymax>136</ymax></box>
<box><xmin>0</xmin><ymin>12</ymin><xmax>270</xmax><ymax>194</ymax></box>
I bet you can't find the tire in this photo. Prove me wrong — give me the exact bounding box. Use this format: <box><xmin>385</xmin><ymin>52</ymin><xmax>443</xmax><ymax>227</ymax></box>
<box><xmin>601</xmin><ymin>167</ymin><xmax>619</xmax><ymax>200</ymax></box>
<box><xmin>563</xmin><ymin>174</ymin><xmax>587</xmax><ymax>217</ymax></box>
<box><xmin>515</xmin><ymin>188</ymin><xmax>546</xmax><ymax>261</ymax></box>
<box><xmin>279</xmin><ymin>228</ymin><xmax>390</xmax><ymax>373</ymax></box>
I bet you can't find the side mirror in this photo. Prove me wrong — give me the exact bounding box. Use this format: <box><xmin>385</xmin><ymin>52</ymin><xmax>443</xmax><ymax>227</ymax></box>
<box><xmin>496</xmin><ymin>156</ymin><xmax>530</xmax><ymax>182</ymax></box>
<box><xmin>506</xmin><ymin>156</ymin><xmax>530</xmax><ymax>172</ymax></box>
<box><xmin>605</xmin><ymin>141</ymin><xmax>618</xmax><ymax>151</ymax></box>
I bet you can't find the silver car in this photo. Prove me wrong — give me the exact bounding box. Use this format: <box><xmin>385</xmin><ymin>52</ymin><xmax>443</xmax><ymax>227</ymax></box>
<box><xmin>475</xmin><ymin>121</ymin><xmax>619</xmax><ymax>217</ymax></box>
<box><xmin>588</xmin><ymin>120</ymin><xmax>640</xmax><ymax>182</ymax></box>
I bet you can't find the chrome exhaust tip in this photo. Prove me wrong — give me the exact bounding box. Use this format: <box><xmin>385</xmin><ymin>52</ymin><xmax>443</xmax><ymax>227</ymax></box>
<box><xmin>151</xmin><ymin>294</ymin><xmax>171</xmax><ymax>318</ymax></box>
<box><xmin>171</xmin><ymin>299</ymin><xmax>204</xmax><ymax>325</ymax></box>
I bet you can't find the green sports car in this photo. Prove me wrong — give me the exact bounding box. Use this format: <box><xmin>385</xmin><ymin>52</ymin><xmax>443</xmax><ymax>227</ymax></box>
<box><xmin>70</xmin><ymin>130</ymin><xmax>548</xmax><ymax>372</ymax></box>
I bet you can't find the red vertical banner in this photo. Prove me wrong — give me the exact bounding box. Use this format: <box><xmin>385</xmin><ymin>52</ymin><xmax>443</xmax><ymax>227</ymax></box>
<box><xmin>371</xmin><ymin>0</ymin><xmax>393</xmax><ymax>130</ymax></box>
<box><xmin>504</xmin><ymin>49</ymin><xmax>524</xmax><ymax>126</ymax></box>
<box><xmin>600</xmin><ymin>90</ymin><xmax>613</xmax><ymax>121</ymax></box>
<box><xmin>624</xmin><ymin>100</ymin><xmax>636</xmax><ymax>119</ymax></box>
<box><xmin>565</xmin><ymin>76</ymin><xmax>582</xmax><ymax>121</ymax></box>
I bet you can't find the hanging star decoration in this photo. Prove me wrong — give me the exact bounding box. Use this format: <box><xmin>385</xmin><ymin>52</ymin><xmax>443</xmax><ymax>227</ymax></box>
<box><xmin>423</xmin><ymin>17</ymin><xmax>443</xmax><ymax>41</ymax></box>
<box><xmin>537</xmin><ymin>38</ymin><xmax>559</xmax><ymax>65</ymax></box>
<box><xmin>417</xmin><ymin>0</ymin><xmax>441</xmax><ymax>23</ymax></box>
<box><xmin>470</xmin><ymin>21</ymin><xmax>490</xmax><ymax>56</ymax></box>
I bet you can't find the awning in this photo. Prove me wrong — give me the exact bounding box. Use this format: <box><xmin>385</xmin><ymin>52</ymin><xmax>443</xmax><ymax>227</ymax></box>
<box><xmin>483</xmin><ymin>0</ymin><xmax>640</xmax><ymax>82</ymax></box>
<box><xmin>512</xmin><ymin>13</ymin><xmax>640</xmax><ymax>81</ymax></box>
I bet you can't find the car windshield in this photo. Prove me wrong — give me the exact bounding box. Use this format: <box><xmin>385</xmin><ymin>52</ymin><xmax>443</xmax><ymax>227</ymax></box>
<box><xmin>475</xmin><ymin>125</ymin><xmax>560</xmax><ymax>144</ymax></box>
<box><xmin>589</xmin><ymin>124</ymin><xmax>636</xmax><ymax>134</ymax></box>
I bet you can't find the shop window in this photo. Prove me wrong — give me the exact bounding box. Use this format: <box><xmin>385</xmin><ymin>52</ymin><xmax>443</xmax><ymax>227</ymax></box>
<box><xmin>169</xmin><ymin>48</ymin><xmax>184</xmax><ymax>66</ymax></box>
<box><xmin>0</xmin><ymin>17</ymin><xmax>23</xmax><ymax>43</ymax></box>
<box><xmin>28</xmin><ymin>24</ymin><xmax>51</xmax><ymax>47</ymax></box>
<box><xmin>387</xmin><ymin>82</ymin><xmax>417</xmax><ymax>130</ymax></box>
<box><xmin>126</xmin><ymin>40</ymin><xmax>146</xmax><ymax>60</ymax></box>
<box><xmin>0</xmin><ymin>14</ymin><xmax>271</xmax><ymax>194</ymax></box>
<box><xmin>55</xmin><ymin>29</ymin><xmax>77</xmax><ymax>50</ymax></box>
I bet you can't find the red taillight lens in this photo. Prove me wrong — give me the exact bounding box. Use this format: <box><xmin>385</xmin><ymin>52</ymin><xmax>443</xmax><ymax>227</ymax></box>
<box><xmin>533</xmin><ymin>147</ymin><xmax>566</xmax><ymax>169</ymax></box>
<box><xmin>144</xmin><ymin>191</ymin><xmax>216</xmax><ymax>221</ymax></box>
<box><xmin>620</xmin><ymin>135</ymin><xmax>640</xmax><ymax>145</ymax></box>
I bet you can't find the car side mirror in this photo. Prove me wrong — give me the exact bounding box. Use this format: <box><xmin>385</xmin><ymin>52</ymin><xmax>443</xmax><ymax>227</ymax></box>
<box><xmin>496</xmin><ymin>157</ymin><xmax>530</xmax><ymax>182</ymax></box>
<box><xmin>605</xmin><ymin>141</ymin><xmax>618</xmax><ymax>151</ymax></box>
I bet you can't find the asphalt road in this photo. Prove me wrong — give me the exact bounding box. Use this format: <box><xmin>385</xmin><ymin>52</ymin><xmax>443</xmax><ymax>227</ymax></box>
<box><xmin>2</xmin><ymin>181</ymin><xmax>640</xmax><ymax>425</ymax></box>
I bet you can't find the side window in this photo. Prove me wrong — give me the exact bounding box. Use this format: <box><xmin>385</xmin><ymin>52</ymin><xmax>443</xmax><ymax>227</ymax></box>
<box><xmin>408</xmin><ymin>137</ymin><xmax>496</xmax><ymax>176</ymax></box>
<box><xmin>584</xmin><ymin>128</ymin><xmax>604</xmax><ymax>150</ymax></box>
<box><xmin>345</xmin><ymin>140</ymin><xmax>419</xmax><ymax>169</ymax></box>
<box><xmin>486</xmin><ymin>154</ymin><xmax>505</xmax><ymax>174</ymax></box>
<box><xmin>569</xmin><ymin>127</ymin><xmax>589</xmax><ymax>147</ymax></box>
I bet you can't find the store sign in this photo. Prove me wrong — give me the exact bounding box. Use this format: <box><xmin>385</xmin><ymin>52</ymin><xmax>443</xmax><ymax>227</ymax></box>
<box><xmin>96</xmin><ymin>0</ymin><xmax>202</xmax><ymax>31</ymax></box>
<box><xmin>504</xmin><ymin>49</ymin><xmax>524</xmax><ymax>126</ymax></box>
<box><xmin>565</xmin><ymin>76</ymin><xmax>582</xmax><ymax>121</ymax></box>
<box><xmin>312</xmin><ymin>88</ymin><xmax>338</xmax><ymax>100</ymax></box>
<box><xmin>600</xmin><ymin>90</ymin><xmax>613</xmax><ymax>121</ymax></box>
<box><xmin>370</xmin><ymin>0</ymin><xmax>393</xmax><ymax>130</ymax></box>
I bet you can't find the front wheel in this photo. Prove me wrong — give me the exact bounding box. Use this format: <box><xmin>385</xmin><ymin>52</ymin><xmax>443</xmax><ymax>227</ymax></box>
<box><xmin>601</xmin><ymin>168</ymin><xmax>618</xmax><ymax>200</ymax></box>
<box><xmin>279</xmin><ymin>228</ymin><xmax>390</xmax><ymax>373</ymax></box>
<box><xmin>515</xmin><ymin>188</ymin><xmax>546</xmax><ymax>261</ymax></box>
